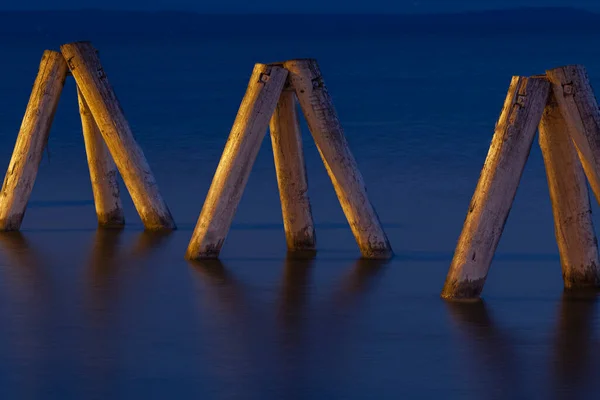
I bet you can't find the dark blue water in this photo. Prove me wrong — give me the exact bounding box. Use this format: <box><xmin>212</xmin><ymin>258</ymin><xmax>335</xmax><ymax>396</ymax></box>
<box><xmin>1</xmin><ymin>17</ymin><xmax>600</xmax><ymax>398</ymax></box>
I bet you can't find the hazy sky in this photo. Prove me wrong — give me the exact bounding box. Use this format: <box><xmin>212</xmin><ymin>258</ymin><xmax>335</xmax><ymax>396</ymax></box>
<box><xmin>2</xmin><ymin>0</ymin><xmax>599</xmax><ymax>13</ymax></box>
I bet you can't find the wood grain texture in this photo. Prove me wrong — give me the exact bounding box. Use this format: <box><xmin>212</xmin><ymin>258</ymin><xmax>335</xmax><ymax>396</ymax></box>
<box><xmin>546</xmin><ymin>65</ymin><xmax>600</xmax><ymax>205</ymax></box>
<box><xmin>539</xmin><ymin>93</ymin><xmax>600</xmax><ymax>289</ymax></box>
<box><xmin>283</xmin><ymin>59</ymin><xmax>392</xmax><ymax>259</ymax></box>
<box><xmin>269</xmin><ymin>88</ymin><xmax>316</xmax><ymax>253</ymax></box>
<box><xmin>60</xmin><ymin>41</ymin><xmax>175</xmax><ymax>231</ymax></box>
<box><xmin>186</xmin><ymin>64</ymin><xmax>288</xmax><ymax>260</ymax></box>
<box><xmin>78</xmin><ymin>87</ymin><xmax>125</xmax><ymax>228</ymax></box>
<box><xmin>442</xmin><ymin>76</ymin><xmax>550</xmax><ymax>300</ymax></box>
<box><xmin>0</xmin><ymin>50</ymin><xmax>68</xmax><ymax>231</ymax></box>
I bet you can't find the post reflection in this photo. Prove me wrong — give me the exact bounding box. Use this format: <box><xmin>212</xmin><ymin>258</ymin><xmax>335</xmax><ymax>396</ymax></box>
<box><xmin>277</xmin><ymin>255</ymin><xmax>315</xmax><ymax>331</ymax></box>
<box><xmin>446</xmin><ymin>301</ymin><xmax>526</xmax><ymax>400</ymax></box>
<box><xmin>189</xmin><ymin>259</ymin><xmax>257</xmax><ymax>397</ymax></box>
<box><xmin>552</xmin><ymin>292</ymin><xmax>598</xmax><ymax>400</ymax></box>
<box><xmin>0</xmin><ymin>232</ymin><xmax>49</xmax><ymax>399</ymax></box>
<box><xmin>83</xmin><ymin>229</ymin><xmax>170</xmax><ymax>398</ymax></box>
<box><xmin>189</xmin><ymin>256</ymin><xmax>389</xmax><ymax>398</ymax></box>
<box><xmin>126</xmin><ymin>230</ymin><xmax>172</xmax><ymax>260</ymax></box>
<box><xmin>82</xmin><ymin>229</ymin><xmax>123</xmax><ymax>400</ymax></box>
<box><xmin>332</xmin><ymin>258</ymin><xmax>388</xmax><ymax>308</ymax></box>
<box><xmin>275</xmin><ymin>255</ymin><xmax>315</xmax><ymax>399</ymax></box>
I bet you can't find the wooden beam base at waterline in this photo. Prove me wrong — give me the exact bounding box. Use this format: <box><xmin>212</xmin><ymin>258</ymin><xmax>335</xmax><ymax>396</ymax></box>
<box><xmin>0</xmin><ymin>50</ymin><xmax>68</xmax><ymax>231</ymax></box>
<box><xmin>539</xmin><ymin>94</ymin><xmax>600</xmax><ymax>289</ymax></box>
<box><xmin>78</xmin><ymin>87</ymin><xmax>125</xmax><ymax>228</ymax></box>
<box><xmin>61</xmin><ymin>41</ymin><xmax>175</xmax><ymax>231</ymax></box>
<box><xmin>270</xmin><ymin>88</ymin><xmax>316</xmax><ymax>253</ymax></box>
<box><xmin>186</xmin><ymin>64</ymin><xmax>288</xmax><ymax>260</ymax></box>
<box><xmin>284</xmin><ymin>59</ymin><xmax>392</xmax><ymax>259</ymax></box>
<box><xmin>441</xmin><ymin>76</ymin><xmax>550</xmax><ymax>300</ymax></box>
<box><xmin>546</xmin><ymin>65</ymin><xmax>600</xmax><ymax>206</ymax></box>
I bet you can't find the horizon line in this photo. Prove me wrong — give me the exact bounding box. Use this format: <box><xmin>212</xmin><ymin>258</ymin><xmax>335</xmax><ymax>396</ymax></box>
<box><xmin>0</xmin><ymin>6</ymin><xmax>597</xmax><ymax>16</ymax></box>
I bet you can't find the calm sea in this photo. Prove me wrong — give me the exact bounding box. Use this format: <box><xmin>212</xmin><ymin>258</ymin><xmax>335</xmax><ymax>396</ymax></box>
<box><xmin>0</xmin><ymin>19</ymin><xmax>599</xmax><ymax>398</ymax></box>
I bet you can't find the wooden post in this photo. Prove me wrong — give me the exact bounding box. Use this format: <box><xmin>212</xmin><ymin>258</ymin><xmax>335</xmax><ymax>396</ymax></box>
<box><xmin>539</xmin><ymin>93</ymin><xmax>600</xmax><ymax>289</ymax></box>
<box><xmin>78</xmin><ymin>87</ymin><xmax>125</xmax><ymax>228</ymax></box>
<box><xmin>0</xmin><ymin>50</ymin><xmax>68</xmax><ymax>231</ymax></box>
<box><xmin>441</xmin><ymin>76</ymin><xmax>550</xmax><ymax>300</ymax></box>
<box><xmin>269</xmin><ymin>87</ymin><xmax>316</xmax><ymax>253</ymax></box>
<box><xmin>60</xmin><ymin>41</ymin><xmax>175</xmax><ymax>231</ymax></box>
<box><xmin>283</xmin><ymin>59</ymin><xmax>392</xmax><ymax>259</ymax></box>
<box><xmin>546</xmin><ymin>65</ymin><xmax>600</xmax><ymax>205</ymax></box>
<box><xmin>186</xmin><ymin>64</ymin><xmax>288</xmax><ymax>260</ymax></box>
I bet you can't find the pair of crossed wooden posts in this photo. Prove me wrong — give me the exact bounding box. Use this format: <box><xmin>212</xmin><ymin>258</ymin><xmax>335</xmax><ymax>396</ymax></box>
<box><xmin>443</xmin><ymin>66</ymin><xmax>600</xmax><ymax>300</ymax></box>
<box><xmin>0</xmin><ymin>42</ymin><xmax>392</xmax><ymax>261</ymax></box>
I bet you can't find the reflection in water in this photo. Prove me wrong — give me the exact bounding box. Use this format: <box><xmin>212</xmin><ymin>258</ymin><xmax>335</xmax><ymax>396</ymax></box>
<box><xmin>189</xmin><ymin>259</ymin><xmax>257</xmax><ymax>398</ymax></box>
<box><xmin>189</xmin><ymin>257</ymin><xmax>388</xmax><ymax>398</ymax></box>
<box><xmin>552</xmin><ymin>292</ymin><xmax>598</xmax><ymax>400</ymax></box>
<box><xmin>83</xmin><ymin>229</ymin><xmax>123</xmax><ymax>400</ymax></box>
<box><xmin>447</xmin><ymin>301</ymin><xmax>526</xmax><ymax>400</ymax></box>
<box><xmin>83</xmin><ymin>229</ymin><xmax>172</xmax><ymax>399</ymax></box>
<box><xmin>0</xmin><ymin>232</ymin><xmax>49</xmax><ymax>399</ymax></box>
<box><xmin>276</xmin><ymin>256</ymin><xmax>315</xmax><ymax>399</ymax></box>
<box><xmin>277</xmin><ymin>255</ymin><xmax>314</xmax><ymax>331</ymax></box>
<box><xmin>126</xmin><ymin>230</ymin><xmax>173</xmax><ymax>260</ymax></box>
<box><xmin>332</xmin><ymin>259</ymin><xmax>388</xmax><ymax>308</ymax></box>
<box><xmin>448</xmin><ymin>294</ymin><xmax>600</xmax><ymax>400</ymax></box>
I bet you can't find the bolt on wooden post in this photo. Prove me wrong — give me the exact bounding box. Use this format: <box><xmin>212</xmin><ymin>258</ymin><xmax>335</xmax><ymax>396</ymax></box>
<box><xmin>186</xmin><ymin>64</ymin><xmax>288</xmax><ymax>260</ymax></box>
<box><xmin>539</xmin><ymin>93</ymin><xmax>600</xmax><ymax>289</ymax></box>
<box><xmin>442</xmin><ymin>76</ymin><xmax>550</xmax><ymax>300</ymax></box>
<box><xmin>284</xmin><ymin>59</ymin><xmax>392</xmax><ymax>259</ymax></box>
<box><xmin>61</xmin><ymin>41</ymin><xmax>175</xmax><ymax>231</ymax></box>
<box><xmin>0</xmin><ymin>50</ymin><xmax>68</xmax><ymax>231</ymax></box>
<box><xmin>77</xmin><ymin>87</ymin><xmax>125</xmax><ymax>228</ymax></box>
<box><xmin>546</xmin><ymin>65</ymin><xmax>600</xmax><ymax>206</ymax></box>
<box><xmin>269</xmin><ymin>84</ymin><xmax>316</xmax><ymax>253</ymax></box>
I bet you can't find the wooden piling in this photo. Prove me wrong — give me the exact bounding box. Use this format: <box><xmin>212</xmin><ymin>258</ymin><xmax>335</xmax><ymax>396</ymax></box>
<box><xmin>77</xmin><ymin>87</ymin><xmax>124</xmax><ymax>228</ymax></box>
<box><xmin>186</xmin><ymin>64</ymin><xmax>288</xmax><ymax>260</ymax></box>
<box><xmin>441</xmin><ymin>76</ymin><xmax>550</xmax><ymax>300</ymax></box>
<box><xmin>0</xmin><ymin>50</ymin><xmax>68</xmax><ymax>231</ymax></box>
<box><xmin>283</xmin><ymin>59</ymin><xmax>392</xmax><ymax>259</ymax></box>
<box><xmin>546</xmin><ymin>65</ymin><xmax>600</xmax><ymax>205</ymax></box>
<box><xmin>60</xmin><ymin>41</ymin><xmax>175</xmax><ymax>231</ymax></box>
<box><xmin>269</xmin><ymin>87</ymin><xmax>316</xmax><ymax>253</ymax></box>
<box><xmin>539</xmin><ymin>93</ymin><xmax>600</xmax><ymax>289</ymax></box>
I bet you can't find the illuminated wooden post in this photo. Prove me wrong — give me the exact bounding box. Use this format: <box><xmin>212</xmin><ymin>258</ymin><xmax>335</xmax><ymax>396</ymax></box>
<box><xmin>546</xmin><ymin>65</ymin><xmax>600</xmax><ymax>205</ymax></box>
<box><xmin>0</xmin><ymin>50</ymin><xmax>68</xmax><ymax>231</ymax></box>
<box><xmin>60</xmin><ymin>41</ymin><xmax>175</xmax><ymax>231</ymax></box>
<box><xmin>186</xmin><ymin>64</ymin><xmax>288</xmax><ymax>260</ymax></box>
<box><xmin>539</xmin><ymin>93</ymin><xmax>600</xmax><ymax>289</ymax></box>
<box><xmin>269</xmin><ymin>85</ymin><xmax>316</xmax><ymax>253</ymax></box>
<box><xmin>77</xmin><ymin>88</ymin><xmax>124</xmax><ymax>228</ymax></box>
<box><xmin>442</xmin><ymin>76</ymin><xmax>550</xmax><ymax>300</ymax></box>
<box><xmin>284</xmin><ymin>59</ymin><xmax>392</xmax><ymax>259</ymax></box>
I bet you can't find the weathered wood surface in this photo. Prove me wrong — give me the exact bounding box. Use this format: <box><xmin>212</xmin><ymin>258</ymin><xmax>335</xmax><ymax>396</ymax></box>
<box><xmin>186</xmin><ymin>64</ymin><xmax>288</xmax><ymax>260</ymax></box>
<box><xmin>441</xmin><ymin>76</ymin><xmax>550</xmax><ymax>300</ymax></box>
<box><xmin>546</xmin><ymin>65</ymin><xmax>600</xmax><ymax>205</ymax></box>
<box><xmin>283</xmin><ymin>59</ymin><xmax>392</xmax><ymax>259</ymax></box>
<box><xmin>60</xmin><ymin>41</ymin><xmax>175</xmax><ymax>231</ymax></box>
<box><xmin>78</xmin><ymin>87</ymin><xmax>125</xmax><ymax>228</ymax></box>
<box><xmin>269</xmin><ymin>87</ymin><xmax>316</xmax><ymax>253</ymax></box>
<box><xmin>539</xmin><ymin>93</ymin><xmax>600</xmax><ymax>289</ymax></box>
<box><xmin>0</xmin><ymin>50</ymin><xmax>68</xmax><ymax>231</ymax></box>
